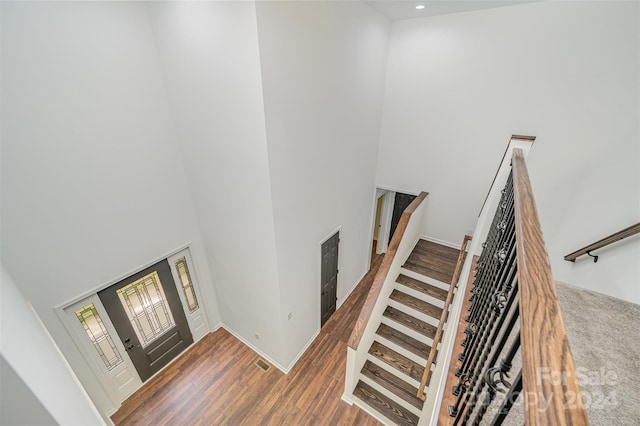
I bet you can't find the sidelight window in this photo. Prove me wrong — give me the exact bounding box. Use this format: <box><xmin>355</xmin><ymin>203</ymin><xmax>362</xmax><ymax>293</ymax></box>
<box><xmin>75</xmin><ymin>304</ymin><xmax>123</xmax><ymax>370</ymax></box>
<box><xmin>175</xmin><ymin>257</ymin><xmax>199</xmax><ymax>312</ymax></box>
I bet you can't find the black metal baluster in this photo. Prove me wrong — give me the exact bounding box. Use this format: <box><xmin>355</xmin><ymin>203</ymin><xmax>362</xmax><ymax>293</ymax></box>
<box><xmin>469</xmin><ymin>335</ymin><xmax>522</xmax><ymax>425</ymax></box>
<box><xmin>452</xmin><ymin>280</ymin><xmax>518</xmax><ymax>424</ymax></box>
<box><xmin>458</xmin><ymin>218</ymin><xmax>516</xmax><ymax>375</ymax></box>
<box><xmin>449</xmin><ymin>171</ymin><xmax>520</xmax><ymax>424</ymax></box>
<box><xmin>490</xmin><ymin>371</ymin><xmax>523</xmax><ymax>426</ymax></box>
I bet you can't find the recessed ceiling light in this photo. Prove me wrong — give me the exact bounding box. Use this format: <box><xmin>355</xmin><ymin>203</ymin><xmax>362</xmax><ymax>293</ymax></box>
<box><xmin>415</xmin><ymin>5</ymin><xmax>425</xmax><ymax>10</ymax></box>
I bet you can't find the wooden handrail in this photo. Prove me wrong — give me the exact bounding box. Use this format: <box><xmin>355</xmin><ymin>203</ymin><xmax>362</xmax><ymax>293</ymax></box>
<box><xmin>564</xmin><ymin>222</ymin><xmax>640</xmax><ymax>262</ymax></box>
<box><xmin>348</xmin><ymin>191</ymin><xmax>428</xmax><ymax>350</ymax></box>
<box><xmin>512</xmin><ymin>149</ymin><xmax>588</xmax><ymax>425</ymax></box>
<box><xmin>416</xmin><ymin>235</ymin><xmax>472</xmax><ymax>400</ymax></box>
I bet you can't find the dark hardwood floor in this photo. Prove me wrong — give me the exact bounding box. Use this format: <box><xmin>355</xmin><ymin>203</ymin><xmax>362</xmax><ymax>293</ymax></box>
<box><xmin>112</xmin><ymin>253</ymin><xmax>385</xmax><ymax>426</ymax></box>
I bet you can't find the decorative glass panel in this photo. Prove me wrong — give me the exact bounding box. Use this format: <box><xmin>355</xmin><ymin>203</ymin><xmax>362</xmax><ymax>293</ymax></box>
<box><xmin>75</xmin><ymin>304</ymin><xmax>123</xmax><ymax>370</ymax></box>
<box><xmin>116</xmin><ymin>271</ymin><xmax>175</xmax><ymax>347</ymax></box>
<box><xmin>175</xmin><ymin>257</ymin><xmax>199</xmax><ymax>313</ymax></box>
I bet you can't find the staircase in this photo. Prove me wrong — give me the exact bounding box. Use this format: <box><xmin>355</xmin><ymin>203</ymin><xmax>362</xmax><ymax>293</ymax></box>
<box><xmin>352</xmin><ymin>239</ymin><xmax>459</xmax><ymax>425</ymax></box>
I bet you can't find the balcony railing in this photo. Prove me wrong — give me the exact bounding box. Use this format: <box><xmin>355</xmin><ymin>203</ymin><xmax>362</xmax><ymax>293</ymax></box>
<box><xmin>441</xmin><ymin>149</ymin><xmax>589</xmax><ymax>425</ymax></box>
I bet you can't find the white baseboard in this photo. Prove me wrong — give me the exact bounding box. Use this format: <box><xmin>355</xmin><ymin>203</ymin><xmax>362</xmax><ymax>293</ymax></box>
<box><xmin>337</xmin><ymin>269</ymin><xmax>368</xmax><ymax>310</ymax></box>
<box><xmin>105</xmin><ymin>408</ymin><xmax>118</xmax><ymax>426</ymax></box>
<box><xmin>216</xmin><ymin>266</ymin><xmax>366</xmax><ymax>376</ymax></box>
<box><xmin>420</xmin><ymin>235</ymin><xmax>462</xmax><ymax>250</ymax></box>
<box><xmin>341</xmin><ymin>393</ymin><xmax>354</xmax><ymax>405</ymax></box>
<box><xmin>219</xmin><ymin>324</ymin><xmax>288</xmax><ymax>374</ymax></box>
<box><xmin>284</xmin><ymin>328</ymin><xmax>321</xmax><ymax>372</ymax></box>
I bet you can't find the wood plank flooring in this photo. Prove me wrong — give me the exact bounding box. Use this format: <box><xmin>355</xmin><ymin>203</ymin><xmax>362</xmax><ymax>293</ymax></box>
<box><xmin>112</xmin><ymin>254</ymin><xmax>385</xmax><ymax>426</ymax></box>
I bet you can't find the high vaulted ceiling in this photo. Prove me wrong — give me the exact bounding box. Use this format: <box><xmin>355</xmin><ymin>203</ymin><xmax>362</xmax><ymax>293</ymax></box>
<box><xmin>363</xmin><ymin>0</ymin><xmax>538</xmax><ymax>21</ymax></box>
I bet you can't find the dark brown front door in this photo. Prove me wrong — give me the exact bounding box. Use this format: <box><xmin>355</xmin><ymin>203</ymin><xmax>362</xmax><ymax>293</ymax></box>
<box><xmin>98</xmin><ymin>260</ymin><xmax>193</xmax><ymax>382</ymax></box>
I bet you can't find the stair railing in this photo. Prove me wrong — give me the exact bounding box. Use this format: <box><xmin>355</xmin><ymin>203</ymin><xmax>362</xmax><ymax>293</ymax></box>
<box><xmin>440</xmin><ymin>149</ymin><xmax>588</xmax><ymax>425</ymax></box>
<box><xmin>348</xmin><ymin>191</ymin><xmax>428</xmax><ymax>351</ymax></box>
<box><xmin>416</xmin><ymin>234</ymin><xmax>472</xmax><ymax>401</ymax></box>
<box><xmin>564</xmin><ymin>222</ymin><xmax>640</xmax><ymax>263</ymax></box>
<box><xmin>344</xmin><ymin>191</ymin><xmax>428</xmax><ymax>402</ymax></box>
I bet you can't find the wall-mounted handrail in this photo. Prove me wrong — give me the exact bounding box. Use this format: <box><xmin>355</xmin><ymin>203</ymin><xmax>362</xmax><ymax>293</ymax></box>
<box><xmin>347</xmin><ymin>191</ymin><xmax>428</xmax><ymax>351</ymax></box>
<box><xmin>416</xmin><ymin>234</ymin><xmax>472</xmax><ymax>401</ymax></box>
<box><xmin>564</xmin><ymin>222</ymin><xmax>640</xmax><ymax>262</ymax></box>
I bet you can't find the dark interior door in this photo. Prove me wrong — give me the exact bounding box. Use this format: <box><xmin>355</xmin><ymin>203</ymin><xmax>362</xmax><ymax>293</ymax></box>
<box><xmin>321</xmin><ymin>232</ymin><xmax>339</xmax><ymax>326</ymax></box>
<box><xmin>389</xmin><ymin>192</ymin><xmax>417</xmax><ymax>244</ymax></box>
<box><xmin>98</xmin><ymin>260</ymin><xmax>193</xmax><ymax>382</ymax></box>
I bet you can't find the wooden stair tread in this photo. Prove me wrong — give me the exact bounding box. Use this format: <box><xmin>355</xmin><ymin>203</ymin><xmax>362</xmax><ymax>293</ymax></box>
<box><xmin>383</xmin><ymin>306</ymin><xmax>437</xmax><ymax>339</ymax></box>
<box><xmin>390</xmin><ymin>290</ymin><xmax>443</xmax><ymax>319</ymax></box>
<box><xmin>402</xmin><ymin>259</ymin><xmax>453</xmax><ymax>285</ymax></box>
<box><xmin>361</xmin><ymin>360</ymin><xmax>424</xmax><ymax>410</ymax></box>
<box><xmin>397</xmin><ymin>274</ymin><xmax>448</xmax><ymax>301</ymax></box>
<box><xmin>376</xmin><ymin>323</ymin><xmax>430</xmax><ymax>359</ymax></box>
<box><xmin>368</xmin><ymin>341</ymin><xmax>423</xmax><ymax>382</ymax></box>
<box><xmin>354</xmin><ymin>380</ymin><xmax>419</xmax><ymax>426</ymax></box>
<box><xmin>403</xmin><ymin>240</ymin><xmax>459</xmax><ymax>284</ymax></box>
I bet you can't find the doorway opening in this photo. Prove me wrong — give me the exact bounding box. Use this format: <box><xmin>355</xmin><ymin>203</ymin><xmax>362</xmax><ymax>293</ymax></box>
<box><xmin>372</xmin><ymin>194</ymin><xmax>384</xmax><ymax>264</ymax></box>
<box><xmin>369</xmin><ymin>188</ymin><xmax>418</xmax><ymax>266</ymax></box>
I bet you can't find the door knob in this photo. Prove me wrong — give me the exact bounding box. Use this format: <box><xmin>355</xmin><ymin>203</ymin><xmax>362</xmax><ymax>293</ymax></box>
<box><xmin>124</xmin><ymin>338</ymin><xmax>131</xmax><ymax>343</ymax></box>
<box><xmin>126</xmin><ymin>344</ymin><xmax>135</xmax><ymax>351</ymax></box>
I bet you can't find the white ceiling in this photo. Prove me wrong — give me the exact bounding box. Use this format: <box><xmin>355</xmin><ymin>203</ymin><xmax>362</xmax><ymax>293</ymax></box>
<box><xmin>363</xmin><ymin>0</ymin><xmax>538</xmax><ymax>21</ymax></box>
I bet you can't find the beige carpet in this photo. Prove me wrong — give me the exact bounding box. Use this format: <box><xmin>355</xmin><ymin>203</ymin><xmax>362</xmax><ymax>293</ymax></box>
<box><xmin>556</xmin><ymin>281</ymin><xmax>640</xmax><ymax>426</ymax></box>
<box><xmin>471</xmin><ymin>282</ymin><xmax>639</xmax><ymax>426</ymax></box>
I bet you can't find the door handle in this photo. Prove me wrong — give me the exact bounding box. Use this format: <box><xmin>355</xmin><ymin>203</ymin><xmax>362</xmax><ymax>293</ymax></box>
<box><xmin>126</xmin><ymin>344</ymin><xmax>135</xmax><ymax>351</ymax></box>
<box><xmin>124</xmin><ymin>338</ymin><xmax>131</xmax><ymax>343</ymax></box>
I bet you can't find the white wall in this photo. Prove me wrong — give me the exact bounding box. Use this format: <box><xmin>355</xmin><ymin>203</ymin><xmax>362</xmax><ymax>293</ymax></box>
<box><xmin>255</xmin><ymin>1</ymin><xmax>390</xmax><ymax>366</ymax></box>
<box><xmin>1</xmin><ymin>1</ymin><xmax>220</xmax><ymax>416</ymax></box>
<box><xmin>377</xmin><ymin>1</ymin><xmax>640</xmax><ymax>303</ymax></box>
<box><xmin>1</xmin><ymin>356</ymin><xmax>57</xmax><ymax>426</ymax></box>
<box><xmin>1</xmin><ymin>266</ymin><xmax>104</xmax><ymax>425</ymax></box>
<box><xmin>146</xmin><ymin>1</ymin><xmax>286</xmax><ymax>365</ymax></box>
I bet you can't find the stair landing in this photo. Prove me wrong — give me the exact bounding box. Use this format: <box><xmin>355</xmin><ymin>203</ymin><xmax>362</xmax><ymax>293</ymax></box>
<box><xmin>403</xmin><ymin>239</ymin><xmax>459</xmax><ymax>284</ymax></box>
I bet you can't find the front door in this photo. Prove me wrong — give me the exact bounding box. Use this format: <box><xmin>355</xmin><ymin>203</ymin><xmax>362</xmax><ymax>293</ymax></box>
<box><xmin>321</xmin><ymin>232</ymin><xmax>339</xmax><ymax>326</ymax></box>
<box><xmin>98</xmin><ymin>260</ymin><xmax>193</xmax><ymax>382</ymax></box>
<box><xmin>389</xmin><ymin>192</ymin><xmax>417</xmax><ymax>244</ymax></box>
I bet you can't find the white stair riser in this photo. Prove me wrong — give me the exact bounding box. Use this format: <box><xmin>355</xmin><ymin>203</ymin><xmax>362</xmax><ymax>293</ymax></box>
<box><xmin>352</xmin><ymin>396</ymin><xmax>396</xmax><ymax>426</ymax></box>
<box><xmin>367</xmin><ymin>354</ymin><xmax>421</xmax><ymax>389</ymax></box>
<box><xmin>388</xmin><ymin>300</ymin><xmax>440</xmax><ymax>327</ymax></box>
<box><xmin>373</xmin><ymin>334</ymin><xmax>427</xmax><ymax>366</ymax></box>
<box><xmin>380</xmin><ymin>316</ymin><xmax>434</xmax><ymax>347</ymax></box>
<box><xmin>399</xmin><ymin>268</ymin><xmax>450</xmax><ymax>291</ymax></box>
<box><xmin>394</xmin><ymin>283</ymin><xmax>446</xmax><ymax>309</ymax></box>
